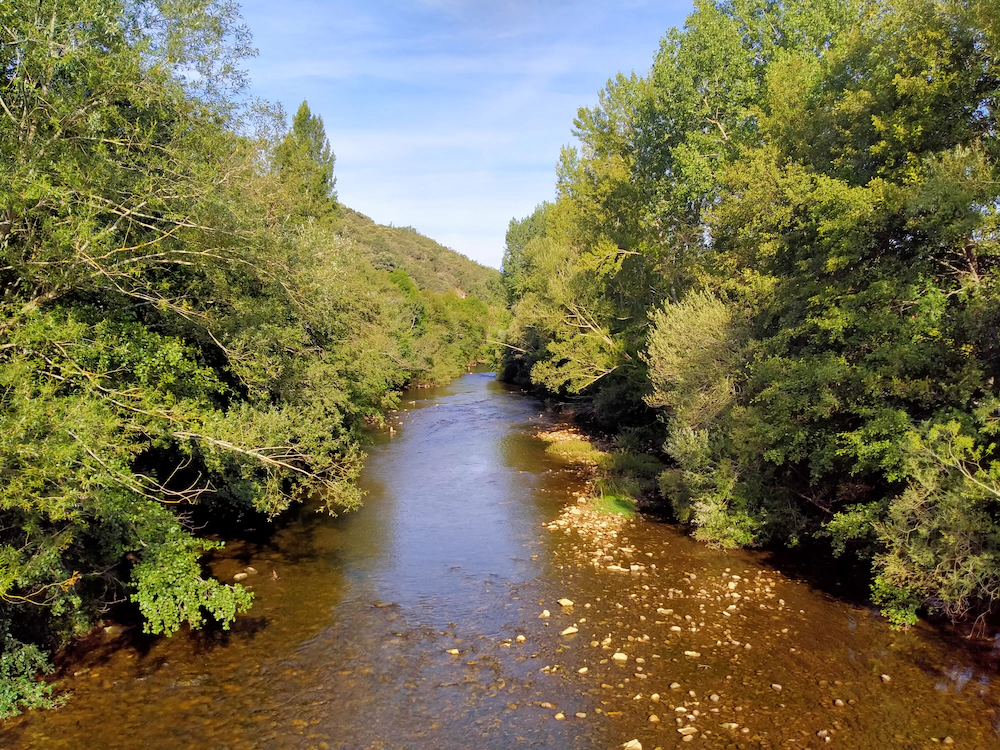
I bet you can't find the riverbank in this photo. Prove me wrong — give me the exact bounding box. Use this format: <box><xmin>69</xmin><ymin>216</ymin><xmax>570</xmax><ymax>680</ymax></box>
<box><xmin>5</xmin><ymin>374</ymin><xmax>998</xmax><ymax>749</ymax></box>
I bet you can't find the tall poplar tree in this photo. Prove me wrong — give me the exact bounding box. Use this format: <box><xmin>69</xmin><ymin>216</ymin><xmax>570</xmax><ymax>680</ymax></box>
<box><xmin>275</xmin><ymin>101</ymin><xmax>338</xmax><ymax>220</ymax></box>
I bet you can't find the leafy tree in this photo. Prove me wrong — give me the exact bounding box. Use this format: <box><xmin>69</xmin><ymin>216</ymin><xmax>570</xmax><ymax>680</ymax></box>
<box><xmin>0</xmin><ymin>0</ymin><xmax>499</xmax><ymax>713</ymax></box>
<box><xmin>275</xmin><ymin>100</ymin><xmax>338</xmax><ymax>220</ymax></box>
<box><xmin>504</xmin><ymin>0</ymin><xmax>1000</xmax><ymax>627</ymax></box>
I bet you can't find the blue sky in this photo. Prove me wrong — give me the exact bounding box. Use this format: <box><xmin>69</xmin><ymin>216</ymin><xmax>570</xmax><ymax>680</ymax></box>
<box><xmin>239</xmin><ymin>0</ymin><xmax>694</xmax><ymax>268</ymax></box>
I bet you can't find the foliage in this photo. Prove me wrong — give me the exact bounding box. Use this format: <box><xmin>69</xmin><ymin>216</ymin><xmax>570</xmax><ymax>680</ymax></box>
<box><xmin>502</xmin><ymin>0</ymin><xmax>1000</xmax><ymax>626</ymax></box>
<box><xmin>275</xmin><ymin>101</ymin><xmax>338</xmax><ymax>222</ymax></box>
<box><xmin>338</xmin><ymin>207</ymin><xmax>503</xmax><ymax>303</ymax></box>
<box><xmin>0</xmin><ymin>0</ymin><xmax>497</xmax><ymax>711</ymax></box>
<box><xmin>0</xmin><ymin>630</ymin><xmax>61</xmax><ymax>719</ymax></box>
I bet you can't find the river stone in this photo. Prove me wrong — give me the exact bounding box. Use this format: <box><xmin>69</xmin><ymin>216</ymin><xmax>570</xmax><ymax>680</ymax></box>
<box><xmin>233</xmin><ymin>572</ymin><xmax>248</xmax><ymax>581</ymax></box>
<box><xmin>612</xmin><ymin>652</ymin><xmax>628</xmax><ymax>663</ymax></box>
<box><xmin>554</xmin><ymin>712</ymin><xmax>565</xmax><ymax>721</ymax></box>
<box><xmin>678</xmin><ymin>726</ymin><xmax>698</xmax><ymax>735</ymax></box>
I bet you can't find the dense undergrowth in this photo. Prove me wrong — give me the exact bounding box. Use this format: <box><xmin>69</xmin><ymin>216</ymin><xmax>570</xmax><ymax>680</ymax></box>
<box><xmin>499</xmin><ymin>0</ymin><xmax>1000</xmax><ymax>630</ymax></box>
<box><xmin>0</xmin><ymin>0</ymin><xmax>499</xmax><ymax>717</ymax></box>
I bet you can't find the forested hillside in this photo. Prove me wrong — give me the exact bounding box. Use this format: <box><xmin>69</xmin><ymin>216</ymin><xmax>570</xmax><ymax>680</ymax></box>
<box><xmin>500</xmin><ymin>0</ymin><xmax>1000</xmax><ymax>628</ymax></box>
<box><xmin>338</xmin><ymin>207</ymin><xmax>503</xmax><ymax>303</ymax></box>
<box><xmin>0</xmin><ymin>0</ymin><xmax>497</xmax><ymax>716</ymax></box>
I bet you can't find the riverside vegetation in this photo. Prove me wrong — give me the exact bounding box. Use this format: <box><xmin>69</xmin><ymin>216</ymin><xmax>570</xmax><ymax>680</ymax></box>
<box><xmin>499</xmin><ymin>0</ymin><xmax>1000</xmax><ymax>631</ymax></box>
<box><xmin>0</xmin><ymin>0</ymin><xmax>500</xmax><ymax>716</ymax></box>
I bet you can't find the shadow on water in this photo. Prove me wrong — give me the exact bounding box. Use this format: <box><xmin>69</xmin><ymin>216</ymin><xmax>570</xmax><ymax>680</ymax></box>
<box><xmin>4</xmin><ymin>373</ymin><xmax>1000</xmax><ymax>749</ymax></box>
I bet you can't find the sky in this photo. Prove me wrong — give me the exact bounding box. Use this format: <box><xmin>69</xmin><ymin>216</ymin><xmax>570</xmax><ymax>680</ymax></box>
<box><xmin>239</xmin><ymin>0</ymin><xmax>694</xmax><ymax>268</ymax></box>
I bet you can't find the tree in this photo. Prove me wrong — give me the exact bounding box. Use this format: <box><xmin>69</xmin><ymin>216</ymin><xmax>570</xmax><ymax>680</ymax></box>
<box><xmin>275</xmin><ymin>101</ymin><xmax>338</xmax><ymax>221</ymax></box>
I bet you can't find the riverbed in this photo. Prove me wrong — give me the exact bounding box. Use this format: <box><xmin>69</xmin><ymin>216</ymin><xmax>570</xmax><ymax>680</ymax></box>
<box><xmin>4</xmin><ymin>373</ymin><xmax>999</xmax><ymax>749</ymax></box>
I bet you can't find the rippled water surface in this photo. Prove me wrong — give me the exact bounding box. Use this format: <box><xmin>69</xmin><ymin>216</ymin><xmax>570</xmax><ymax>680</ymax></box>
<box><xmin>5</xmin><ymin>373</ymin><xmax>1000</xmax><ymax>749</ymax></box>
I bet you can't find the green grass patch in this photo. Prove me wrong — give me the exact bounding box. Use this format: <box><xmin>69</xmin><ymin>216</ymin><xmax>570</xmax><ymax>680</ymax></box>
<box><xmin>545</xmin><ymin>438</ymin><xmax>604</xmax><ymax>462</ymax></box>
<box><xmin>589</xmin><ymin>494</ymin><xmax>637</xmax><ymax>518</ymax></box>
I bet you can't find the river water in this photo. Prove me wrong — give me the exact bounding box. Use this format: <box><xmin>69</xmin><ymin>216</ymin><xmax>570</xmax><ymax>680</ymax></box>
<box><xmin>4</xmin><ymin>373</ymin><xmax>1000</xmax><ymax>749</ymax></box>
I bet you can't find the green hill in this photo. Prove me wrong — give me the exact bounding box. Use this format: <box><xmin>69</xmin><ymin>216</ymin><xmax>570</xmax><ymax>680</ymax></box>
<box><xmin>337</xmin><ymin>206</ymin><xmax>501</xmax><ymax>302</ymax></box>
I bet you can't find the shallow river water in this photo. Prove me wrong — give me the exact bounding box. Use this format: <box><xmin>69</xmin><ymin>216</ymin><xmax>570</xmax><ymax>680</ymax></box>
<box><xmin>5</xmin><ymin>373</ymin><xmax>1000</xmax><ymax>749</ymax></box>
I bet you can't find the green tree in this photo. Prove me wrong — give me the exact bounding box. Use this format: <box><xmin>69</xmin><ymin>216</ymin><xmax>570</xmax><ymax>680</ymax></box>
<box><xmin>275</xmin><ymin>101</ymin><xmax>338</xmax><ymax>220</ymax></box>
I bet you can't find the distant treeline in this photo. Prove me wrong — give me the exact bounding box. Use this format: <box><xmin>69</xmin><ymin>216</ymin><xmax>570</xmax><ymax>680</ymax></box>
<box><xmin>500</xmin><ymin>0</ymin><xmax>1000</xmax><ymax>629</ymax></box>
<box><xmin>0</xmin><ymin>0</ymin><xmax>498</xmax><ymax>716</ymax></box>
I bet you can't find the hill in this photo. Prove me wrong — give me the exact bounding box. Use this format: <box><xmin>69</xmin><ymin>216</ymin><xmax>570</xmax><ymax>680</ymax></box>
<box><xmin>337</xmin><ymin>206</ymin><xmax>501</xmax><ymax>302</ymax></box>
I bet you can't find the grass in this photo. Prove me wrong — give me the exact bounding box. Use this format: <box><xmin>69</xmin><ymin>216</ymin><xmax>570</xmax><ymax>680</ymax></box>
<box><xmin>589</xmin><ymin>493</ymin><xmax>638</xmax><ymax>518</ymax></box>
<box><xmin>539</xmin><ymin>430</ymin><xmax>663</xmax><ymax>518</ymax></box>
<box><xmin>544</xmin><ymin>438</ymin><xmax>603</xmax><ymax>463</ymax></box>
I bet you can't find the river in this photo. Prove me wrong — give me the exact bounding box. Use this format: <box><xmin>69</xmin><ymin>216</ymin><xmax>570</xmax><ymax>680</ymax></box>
<box><xmin>4</xmin><ymin>373</ymin><xmax>999</xmax><ymax>749</ymax></box>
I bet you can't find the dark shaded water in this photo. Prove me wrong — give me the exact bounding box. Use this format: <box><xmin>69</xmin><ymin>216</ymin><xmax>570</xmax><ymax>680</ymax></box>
<box><xmin>4</xmin><ymin>373</ymin><xmax>1000</xmax><ymax>749</ymax></box>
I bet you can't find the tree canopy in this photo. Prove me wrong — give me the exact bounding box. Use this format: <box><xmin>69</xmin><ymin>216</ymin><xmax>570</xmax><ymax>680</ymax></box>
<box><xmin>0</xmin><ymin>0</ymin><xmax>499</xmax><ymax>717</ymax></box>
<box><xmin>501</xmin><ymin>0</ymin><xmax>1000</xmax><ymax>628</ymax></box>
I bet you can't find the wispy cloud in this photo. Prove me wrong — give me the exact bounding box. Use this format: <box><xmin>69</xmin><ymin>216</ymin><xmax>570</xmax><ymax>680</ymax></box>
<box><xmin>239</xmin><ymin>0</ymin><xmax>693</xmax><ymax>267</ymax></box>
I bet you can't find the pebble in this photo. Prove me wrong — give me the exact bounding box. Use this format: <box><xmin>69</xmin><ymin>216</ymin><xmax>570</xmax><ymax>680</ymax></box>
<box><xmin>650</xmin><ymin>693</ymin><xmax>660</xmax><ymax>702</ymax></box>
<box><xmin>648</xmin><ymin>714</ymin><xmax>660</xmax><ymax>723</ymax></box>
<box><xmin>612</xmin><ymin>652</ymin><xmax>629</xmax><ymax>663</ymax></box>
<box><xmin>670</xmin><ymin>682</ymin><xmax>681</xmax><ymax>689</ymax></box>
<box><xmin>244</xmin><ymin>566</ymin><xmax>257</xmax><ymax>575</ymax></box>
<box><xmin>515</xmin><ymin>635</ymin><xmax>526</xmax><ymax>643</ymax></box>
<box><xmin>578</xmin><ymin>667</ymin><xmax>589</xmax><ymax>674</ymax></box>
<box><xmin>554</xmin><ymin>712</ymin><xmax>565</xmax><ymax>721</ymax></box>
<box><xmin>881</xmin><ymin>674</ymin><xmax>891</xmax><ymax>683</ymax></box>
<box><xmin>539</xmin><ymin>610</ymin><xmax>550</xmax><ymax>619</ymax></box>
<box><xmin>540</xmin><ymin>702</ymin><xmax>555</xmax><ymax>709</ymax></box>
<box><xmin>233</xmin><ymin>572</ymin><xmax>248</xmax><ymax>581</ymax></box>
<box><xmin>834</xmin><ymin>699</ymin><xmax>844</xmax><ymax>707</ymax></box>
<box><xmin>678</xmin><ymin>726</ymin><xmax>698</xmax><ymax>735</ymax></box>
<box><xmin>710</xmin><ymin>694</ymin><xmax>720</xmax><ymax>702</ymax></box>
<box><xmin>561</xmin><ymin>626</ymin><xmax>579</xmax><ymax>636</ymax></box>
<box><xmin>623</xmin><ymin>741</ymin><xmax>642</xmax><ymax>750</ymax></box>
<box><xmin>558</xmin><ymin>598</ymin><xmax>575</xmax><ymax>607</ymax></box>
<box><xmin>575</xmin><ymin>712</ymin><xmax>587</xmax><ymax>719</ymax></box>
<box><xmin>771</xmin><ymin>684</ymin><xmax>782</xmax><ymax>691</ymax></box>
<box><xmin>446</xmin><ymin>649</ymin><xmax>460</xmax><ymax>655</ymax></box>
<box><xmin>683</xmin><ymin>651</ymin><xmax>701</xmax><ymax>658</ymax></box>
